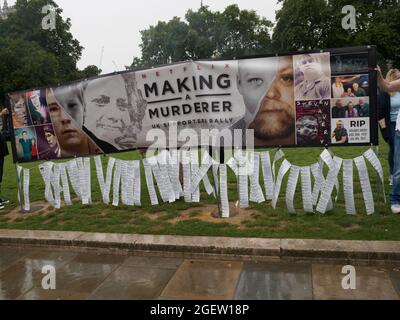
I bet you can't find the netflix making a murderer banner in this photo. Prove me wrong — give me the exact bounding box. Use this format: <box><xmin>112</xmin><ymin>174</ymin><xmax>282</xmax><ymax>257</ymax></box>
<box><xmin>6</xmin><ymin>46</ymin><xmax>377</xmax><ymax>163</ymax></box>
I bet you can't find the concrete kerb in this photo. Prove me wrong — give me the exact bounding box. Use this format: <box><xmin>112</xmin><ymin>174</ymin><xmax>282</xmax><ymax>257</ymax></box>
<box><xmin>0</xmin><ymin>229</ymin><xmax>399</xmax><ymax>262</ymax></box>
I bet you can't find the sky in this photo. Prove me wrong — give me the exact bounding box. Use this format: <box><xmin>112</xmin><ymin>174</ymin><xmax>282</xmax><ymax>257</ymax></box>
<box><xmin>7</xmin><ymin>0</ymin><xmax>281</xmax><ymax>74</ymax></box>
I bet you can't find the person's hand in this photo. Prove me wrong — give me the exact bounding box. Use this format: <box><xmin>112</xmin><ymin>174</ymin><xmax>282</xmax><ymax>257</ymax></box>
<box><xmin>0</xmin><ymin>108</ymin><xmax>9</xmax><ymax>116</ymax></box>
<box><xmin>375</xmin><ymin>65</ymin><xmax>383</xmax><ymax>77</ymax></box>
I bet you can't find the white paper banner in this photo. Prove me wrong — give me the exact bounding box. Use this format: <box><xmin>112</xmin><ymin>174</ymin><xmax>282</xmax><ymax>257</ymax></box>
<box><xmin>249</xmin><ymin>152</ymin><xmax>265</xmax><ymax>204</ymax></box>
<box><xmin>39</xmin><ymin>162</ymin><xmax>55</xmax><ymax>206</ymax></box>
<box><xmin>143</xmin><ymin>159</ymin><xmax>159</xmax><ymax>205</ymax></box>
<box><xmin>316</xmin><ymin>156</ymin><xmax>342</xmax><ymax>214</ymax></box>
<box><xmin>272</xmin><ymin>159</ymin><xmax>291</xmax><ymax>209</ymax></box>
<box><xmin>354</xmin><ymin>156</ymin><xmax>375</xmax><ymax>215</ymax></box>
<box><xmin>261</xmin><ymin>151</ymin><xmax>274</xmax><ymax>201</ymax></box>
<box><xmin>17</xmin><ymin>165</ymin><xmax>30</xmax><ymax>211</ymax></box>
<box><xmin>343</xmin><ymin>159</ymin><xmax>356</xmax><ymax>215</ymax></box>
<box><xmin>190</xmin><ymin>149</ymin><xmax>200</xmax><ymax>203</ymax></box>
<box><xmin>112</xmin><ymin>159</ymin><xmax>122</xmax><ymax>206</ymax></box>
<box><xmin>301</xmin><ymin>166</ymin><xmax>314</xmax><ymax>213</ymax></box>
<box><xmin>66</xmin><ymin>159</ymin><xmax>81</xmax><ymax>198</ymax></box>
<box><xmin>272</xmin><ymin>149</ymin><xmax>285</xmax><ymax>181</ymax></box>
<box><xmin>219</xmin><ymin>164</ymin><xmax>230</xmax><ymax>218</ymax></box>
<box><xmin>364</xmin><ymin>148</ymin><xmax>386</xmax><ymax>204</ymax></box>
<box><xmin>285</xmin><ymin>165</ymin><xmax>300</xmax><ymax>214</ymax></box>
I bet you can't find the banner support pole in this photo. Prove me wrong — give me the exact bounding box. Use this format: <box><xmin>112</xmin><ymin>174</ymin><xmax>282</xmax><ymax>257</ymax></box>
<box><xmin>374</xmin><ymin>144</ymin><xmax>384</xmax><ymax>218</ymax></box>
<box><xmin>210</xmin><ymin>145</ymin><xmax>223</xmax><ymax>219</ymax></box>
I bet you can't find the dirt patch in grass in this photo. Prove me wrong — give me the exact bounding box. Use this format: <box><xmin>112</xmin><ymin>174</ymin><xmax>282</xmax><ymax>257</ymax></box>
<box><xmin>4</xmin><ymin>201</ymin><xmax>51</xmax><ymax>222</ymax></box>
<box><xmin>345</xmin><ymin>224</ymin><xmax>361</xmax><ymax>231</ymax></box>
<box><xmin>146</xmin><ymin>211</ymin><xmax>169</xmax><ymax>221</ymax></box>
<box><xmin>152</xmin><ymin>202</ymin><xmax>260</xmax><ymax>227</ymax></box>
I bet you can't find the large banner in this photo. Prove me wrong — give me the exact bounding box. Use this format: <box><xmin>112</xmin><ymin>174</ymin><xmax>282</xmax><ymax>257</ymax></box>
<box><xmin>6</xmin><ymin>46</ymin><xmax>377</xmax><ymax>163</ymax></box>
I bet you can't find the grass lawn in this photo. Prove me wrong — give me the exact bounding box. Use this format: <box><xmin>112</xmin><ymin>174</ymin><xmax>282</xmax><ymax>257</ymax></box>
<box><xmin>0</xmin><ymin>137</ymin><xmax>398</xmax><ymax>241</ymax></box>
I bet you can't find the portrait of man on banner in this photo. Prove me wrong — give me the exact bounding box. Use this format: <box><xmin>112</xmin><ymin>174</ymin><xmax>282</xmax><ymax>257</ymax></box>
<box><xmin>35</xmin><ymin>125</ymin><xmax>61</xmax><ymax>160</ymax></box>
<box><xmin>235</xmin><ymin>55</ymin><xmax>296</xmax><ymax>146</ymax></box>
<box><xmin>53</xmin><ymin>73</ymin><xmax>147</xmax><ymax>152</ymax></box>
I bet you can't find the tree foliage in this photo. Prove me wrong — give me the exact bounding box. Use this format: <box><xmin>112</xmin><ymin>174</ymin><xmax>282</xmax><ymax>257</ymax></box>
<box><xmin>0</xmin><ymin>0</ymin><xmax>95</xmax><ymax>103</ymax></box>
<box><xmin>128</xmin><ymin>5</ymin><xmax>274</xmax><ymax>69</ymax></box>
<box><xmin>272</xmin><ymin>0</ymin><xmax>400</xmax><ymax>65</ymax></box>
<box><xmin>0</xmin><ymin>37</ymin><xmax>60</xmax><ymax>102</ymax></box>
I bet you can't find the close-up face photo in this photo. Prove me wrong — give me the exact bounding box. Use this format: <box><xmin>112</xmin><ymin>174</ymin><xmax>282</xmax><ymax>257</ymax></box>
<box><xmin>298</xmin><ymin>55</ymin><xmax>322</xmax><ymax>80</ymax></box>
<box><xmin>297</xmin><ymin>116</ymin><xmax>318</xmax><ymax>141</ymax></box>
<box><xmin>53</xmin><ymin>84</ymin><xmax>86</xmax><ymax>128</ymax></box>
<box><xmin>246</xmin><ymin>56</ymin><xmax>295</xmax><ymax>143</ymax></box>
<box><xmin>47</xmin><ymin>89</ymin><xmax>97</xmax><ymax>157</ymax></box>
<box><xmin>84</xmin><ymin>74</ymin><xmax>138</xmax><ymax>150</ymax></box>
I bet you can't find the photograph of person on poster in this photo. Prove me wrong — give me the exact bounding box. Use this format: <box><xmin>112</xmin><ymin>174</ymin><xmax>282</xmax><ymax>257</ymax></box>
<box><xmin>331</xmin><ymin>99</ymin><xmax>347</xmax><ymax>118</ymax></box>
<box><xmin>331</xmin><ymin>120</ymin><xmax>348</xmax><ymax>144</ymax></box>
<box><xmin>356</xmin><ymin>98</ymin><xmax>370</xmax><ymax>117</ymax></box>
<box><xmin>294</xmin><ymin>53</ymin><xmax>331</xmax><ymax>100</ymax></box>
<box><xmin>53</xmin><ymin>82</ymin><xmax>118</xmax><ymax>153</ymax></box>
<box><xmin>295</xmin><ymin>99</ymin><xmax>330</xmax><ymax>146</ymax></box>
<box><xmin>331</xmin><ymin>75</ymin><xmax>360</xmax><ymax>98</ymax></box>
<box><xmin>235</xmin><ymin>55</ymin><xmax>296</xmax><ymax>146</ymax></box>
<box><xmin>10</xmin><ymin>94</ymin><xmax>31</xmax><ymax>128</ymax></box>
<box><xmin>46</xmin><ymin>89</ymin><xmax>104</xmax><ymax>158</ymax></box>
<box><xmin>36</xmin><ymin>125</ymin><xmax>61</xmax><ymax>160</ymax></box>
<box><xmin>83</xmin><ymin>73</ymin><xmax>148</xmax><ymax>151</ymax></box>
<box><xmin>26</xmin><ymin>90</ymin><xmax>51</xmax><ymax>125</ymax></box>
<box><xmin>14</xmin><ymin>128</ymin><xmax>37</xmax><ymax>162</ymax></box>
<box><xmin>31</xmin><ymin>138</ymin><xmax>38</xmax><ymax>159</ymax></box>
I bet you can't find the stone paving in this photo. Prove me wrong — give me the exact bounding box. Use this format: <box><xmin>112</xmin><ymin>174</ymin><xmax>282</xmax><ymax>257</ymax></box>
<box><xmin>0</xmin><ymin>245</ymin><xmax>399</xmax><ymax>300</ymax></box>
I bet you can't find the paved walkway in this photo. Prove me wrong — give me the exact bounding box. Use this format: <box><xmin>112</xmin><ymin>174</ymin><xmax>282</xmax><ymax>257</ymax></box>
<box><xmin>0</xmin><ymin>244</ymin><xmax>399</xmax><ymax>300</ymax></box>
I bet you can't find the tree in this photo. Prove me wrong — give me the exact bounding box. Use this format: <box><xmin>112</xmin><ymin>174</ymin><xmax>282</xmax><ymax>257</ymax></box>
<box><xmin>0</xmin><ymin>37</ymin><xmax>60</xmax><ymax>105</ymax></box>
<box><xmin>272</xmin><ymin>0</ymin><xmax>400</xmax><ymax>65</ymax></box>
<box><xmin>213</xmin><ymin>5</ymin><xmax>273</xmax><ymax>58</ymax></box>
<box><xmin>272</xmin><ymin>0</ymin><xmax>329</xmax><ymax>52</ymax></box>
<box><xmin>76</xmin><ymin>65</ymin><xmax>102</xmax><ymax>79</ymax></box>
<box><xmin>0</xmin><ymin>0</ymin><xmax>83</xmax><ymax>81</ymax></box>
<box><xmin>129</xmin><ymin>5</ymin><xmax>274</xmax><ymax>68</ymax></box>
<box><xmin>139</xmin><ymin>16</ymin><xmax>190</xmax><ymax>68</ymax></box>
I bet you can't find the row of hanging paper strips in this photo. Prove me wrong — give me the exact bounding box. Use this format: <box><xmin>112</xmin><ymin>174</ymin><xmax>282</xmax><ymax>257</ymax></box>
<box><xmin>16</xmin><ymin>148</ymin><xmax>385</xmax><ymax>216</ymax></box>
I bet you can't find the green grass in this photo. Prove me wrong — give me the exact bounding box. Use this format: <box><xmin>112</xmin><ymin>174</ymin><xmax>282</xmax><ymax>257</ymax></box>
<box><xmin>0</xmin><ymin>136</ymin><xmax>398</xmax><ymax>241</ymax></box>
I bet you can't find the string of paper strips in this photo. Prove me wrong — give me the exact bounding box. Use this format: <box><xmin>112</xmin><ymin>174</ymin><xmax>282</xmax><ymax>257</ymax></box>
<box><xmin>66</xmin><ymin>159</ymin><xmax>82</xmax><ymax>199</ymax></box>
<box><xmin>143</xmin><ymin>158</ymin><xmax>159</xmax><ymax>205</ymax></box>
<box><xmin>354</xmin><ymin>156</ymin><xmax>375</xmax><ymax>215</ymax></box>
<box><xmin>285</xmin><ymin>165</ymin><xmax>300</xmax><ymax>214</ymax></box>
<box><xmin>343</xmin><ymin>159</ymin><xmax>356</xmax><ymax>215</ymax></box>
<box><xmin>316</xmin><ymin>156</ymin><xmax>342</xmax><ymax>214</ymax></box>
<box><xmin>190</xmin><ymin>151</ymin><xmax>215</xmax><ymax>196</ymax></box>
<box><xmin>16</xmin><ymin>165</ymin><xmax>30</xmax><ymax>211</ymax></box>
<box><xmin>260</xmin><ymin>151</ymin><xmax>274</xmax><ymax>201</ymax></box>
<box><xmin>300</xmin><ymin>166</ymin><xmax>314</xmax><ymax>213</ymax></box>
<box><xmin>24</xmin><ymin>147</ymin><xmax>386</xmax><ymax>216</ymax></box>
<box><xmin>227</xmin><ymin>153</ymin><xmax>248</xmax><ymax>208</ymax></box>
<box><xmin>76</xmin><ymin>158</ymin><xmax>91</xmax><ymax>205</ymax></box>
<box><xmin>249</xmin><ymin>152</ymin><xmax>265</xmax><ymax>204</ymax></box>
<box><xmin>219</xmin><ymin>164</ymin><xmax>230</xmax><ymax>218</ymax></box>
<box><xmin>272</xmin><ymin>159</ymin><xmax>291</xmax><ymax>209</ymax></box>
<box><xmin>190</xmin><ymin>149</ymin><xmax>200</xmax><ymax>203</ymax></box>
<box><xmin>363</xmin><ymin>149</ymin><xmax>386</xmax><ymax>204</ymax></box>
<box><xmin>39</xmin><ymin>162</ymin><xmax>55</xmax><ymax>207</ymax></box>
